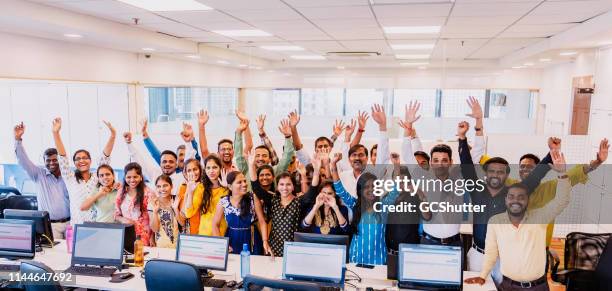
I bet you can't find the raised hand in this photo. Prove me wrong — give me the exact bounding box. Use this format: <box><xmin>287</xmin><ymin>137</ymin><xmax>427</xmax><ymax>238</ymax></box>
<box><xmin>371</xmin><ymin>104</ymin><xmax>387</xmax><ymax>130</ymax></box>
<box><xmin>236</xmin><ymin>118</ymin><xmax>249</xmax><ymax>133</ymax></box>
<box><xmin>278</xmin><ymin>119</ymin><xmax>292</xmax><ymax>137</ymax></box>
<box><xmin>14</xmin><ymin>122</ymin><xmax>25</xmax><ymax>140</ymax></box>
<box><xmin>324</xmin><ymin>194</ymin><xmax>337</xmax><ymax>209</ymax></box>
<box><xmin>255</xmin><ymin>114</ymin><xmax>266</xmax><ymax>133</ymax></box>
<box><xmin>296</xmin><ymin>161</ymin><xmax>306</xmax><ymax>177</ymax></box>
<box><xmin>331</xmin><ymin>152</ymin><xmax>343</xmax><ymax>165</ymax></box>
<box><xmin>466</xmin><ymin>96</ymin><xmax>483</xmax><ymax>119</ymax></box>
<box><xmin>181</xmin><ymin>123</ymin><xmax>194</xmax><ymax>142</ymax></box>
<box><xmin>332</xmin><ymin>119</ymin><xmax>345</xmax><ymax>137</ymax></box>
<box><xmin>597</xmin><ymin>138</ymin><xmax>609</xmax><ymax>163</ymax></box>
<box><xmin>52</xmin><ymin>118</ymin><xmax>62</xmax><ymax>133</ymax></box>
<box><xmin>548</xmin><ymin>137</ymin><xmax>562</xmax><ymax>152</ymax></box>
<box><xmin>357</xmin><ymin>110</ymin><xmax>369</xmax><ymax>131</ymax></box>
<box><xmin>197</xmin><ymin>109</ymin><xmax>209</xmax><ymax>127</ymax></box>
<box><xmin>315</xmin><ymin>193</ymin><xmax>326</xmax><ymax>208</ymax></box>
<box><xmin>186</xmin><ymin>172</ymin><xmax>198</xmax><ymax>192</ymax></box>
<box><xmin>288</xmin><ymin>110</ymin><xmax>300</xmax><ymax>127</ymax></box>
<box><xmin>344</xmin><ymin>119</ymin><xmax>357</xmax><ymax>139</ymax></box>
<box><xmin>151</xmin><ymin>195</ymin><xmax>160</xmax><ymax>212</ymax></box>
<box><xmin>404</xmin><ymin>101</ymin><xmax>421</xmax><ymax>124</ymax></box>
<box><xmin>457</xmin><ymin>121</ymin><xmax>470</xmax><ymax>138</ymax></box>
<box><xmin>103</xmin><ymin>120</ymin><xmax>116</xmax><ymax>137</ymax></box>
<box><xmin>235</xmin><ymin>109</ymin><xmax>248</xmax><ymax>122</ymax></box>
<box><xmin>141</xmin><ymin>119</ymin><xmax>149</xmax><ymax>138</ymax></box>
<box><xmin>123</xmin><ymin>132</ymin><xmax>133</xmax><ymax>144</ymax></box>
<box><xmin>549</xmin><ymin>150</ymin><xmax>567</xmax><ymax>173</ymax></box>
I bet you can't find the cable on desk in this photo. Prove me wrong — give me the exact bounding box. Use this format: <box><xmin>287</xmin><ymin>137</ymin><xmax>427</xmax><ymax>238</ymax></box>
<box><xmin>345</xmin><ymin>269</ymin><xmax>362</xmax><ymax>282</ymax></box>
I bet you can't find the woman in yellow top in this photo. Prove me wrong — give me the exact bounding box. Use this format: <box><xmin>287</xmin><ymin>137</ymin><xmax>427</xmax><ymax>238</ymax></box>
<box><xmin>177</xmin><ymin>159</ymin><xmax>203</xmax><ymax>234</ymax></box>
<box><xmin>184</xmin><ymin>155</ymin><xmax>228</xmax><ymax>236</ymax></box>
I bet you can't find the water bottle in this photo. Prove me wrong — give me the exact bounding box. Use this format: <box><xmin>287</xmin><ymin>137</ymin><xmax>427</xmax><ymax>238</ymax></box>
<box><xmin>134</xmin><ymin>235</ymin><xmax>144</xmax><ymax>267</ymax></box>
<box><xmin>65</xmin><ymin>224</ymin><xmax>73</xmax><ymax>253</ymax></box>
<box><xmin>240</xmin><ymin>243</ymin><xmax>251</xmax><ymax>279</ymax></box>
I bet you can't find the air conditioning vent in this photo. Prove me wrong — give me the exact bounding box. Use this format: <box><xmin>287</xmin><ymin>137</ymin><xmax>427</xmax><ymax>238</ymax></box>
<box><xmin>326</xmin><ymin>52</ymin><xmax>381</xmax><ymax>58</ymax></box>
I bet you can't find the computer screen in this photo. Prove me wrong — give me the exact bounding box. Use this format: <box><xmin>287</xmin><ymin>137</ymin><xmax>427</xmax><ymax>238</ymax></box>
<box><xmin>72</xmin><ymin>224</ymin><xmax>124</xmax><ymax>264</ymax></box>
<box><xmin>0</xmin><ymin>219</ymin><xmax>35</xmax><ymax>259</ymax></box>
<box><xmin>4</xmin><ymin>209</ymin><xmax>54</xmax><ymax>245</ymax></box>
<box><xmin>398</xmin><ymin>243</ymin><xmax>462</xmax><ymax>286</ymax></box>
<box><xmin>293</xmin><ymin>232</ymin><xmax>350</xmax><ymax>263</ymax></box>
<box><xmin>283</xmin><ymin>242</ymin><xmax>345</xmax><ymax>284</ymax></box>
<box><xmin>176</xmin><ymin>234</ymin><xmax>229</xmax><ymax>271</ymax></box>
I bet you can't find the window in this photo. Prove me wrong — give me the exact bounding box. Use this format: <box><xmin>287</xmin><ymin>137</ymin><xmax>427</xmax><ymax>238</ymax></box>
<box><xmin>440</xmin><ymin>89</ymin><xmax>486</xmax><ymax>117</ymax></box>
<box><xmin>301</xmin><ymin>88</ymin><xmax>344</xmax><ymax>116</ymax></box>
<box><xmin>489</xmin><ymin>89</ymin><xmax>534</xmax><ymax>119</ymax></box>
<box><xmin>345</xmin><ymin>89</ymin><xmax>387</xmax><ymax>116</ymax></box>
<box><xmin>393</xmin><ymin>89</ymin><xmax>437</xmax><ymax>118</ymax></box>
<box><xmin>272</xmin><ymin>89</ymin><xmax>300</xmax><ymax>115</ymax></box>
<box><xmin>146</xmin><ymin>87</ymin><xmax>237</xmax><ymax>123</ymax></box>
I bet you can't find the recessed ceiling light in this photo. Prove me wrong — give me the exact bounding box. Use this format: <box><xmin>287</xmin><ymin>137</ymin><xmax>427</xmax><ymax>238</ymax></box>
<box><xmin>559</xmin><ymin>51</ymin><xmax>577</xmax><ymax>56</ymax></box>
<box><xmin>539</xmin><ymin>58</ymin><xmax>551</xmax><ymax>62</ymax></box>
<box><xmin>116</xmin><ymin>0</ymin><xmax>212</xmax><ymax>11</ymax></box>
<box><xmin>238</xmin><ymin>64</ymin><xmax>248</xmax><ymax>67</ymax></box>
<box><xmin>396</xmin><ymin>54</ymin><xmax>430</xmax><ymax>60</ymax></box>
<box><xmin>383</xmin><ymin>26</ymin><xmax>441</xmax><ymax>34</ymax></box>
<box><xmin>213</xmin><ymin>30</ymin><xmax>272</xmax><ymax>37</ymax></box>
<box><xmin>512</xmin><ymin>66</ymin><xmax>525</xmax><ymax>69</ymax></box>
<box><xmin>142</xmin><ymin>47</ymin><xmax>155</xmax><ymax>51</ymax></box>
<box><xmin>524</xmin><ymin>62</ymin><xmax>534</xmax><ymax>66</ymax></box>
<box><xmin>216</xmin><ymin>60</ymin><xmax>229</xmax><ymax>64</ymax></box>
<box><xmin>401</xmin><ymin>62</ymin><xmax>429</xmax><ymax>66</ymax></box>
<box><xmin>337</xmin><ymin>66</ymin><xmax>345</xmax><ymax>70</ymax></box>
<box><xmin>260</xmin><ymin>45</ymin><xmax>304</xmax><ymax>51</ymax></box>
<box><xmin>186</xmin><ymin>55</ymin><xmax>200</xmax><ymax>59</ymax></box>
<box><xmin>391</xmin><ymin>44</ymin><xmax>435</xmax><ymax>50</ymax></box>
<box><xmin>290</xmin><ymin>55</ymin><xmax>326</xmax><ymax>60</ymax></box>
<box><xmin>63</xmin><ymin>33</ymin><xmax>82</xmax><ymax>38</ymax></box>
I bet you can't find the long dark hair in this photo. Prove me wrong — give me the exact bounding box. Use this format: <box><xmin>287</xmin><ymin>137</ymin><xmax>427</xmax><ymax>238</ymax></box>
<box><xmin>318</xmin><ymin>180</ymin><xmax>342</xmax><ymax>225</ymax></box>
<box><xmin>226</xmin><ymin>171</ymin><xmax>252</xmax><ymax>217</ymax></box>
<box><xmin>350</xmin><ymin>172</ymin><xmax>381</xmax><ymax>234</ymax></box>
<box><xmin>201</xmin><ymin>155</ymin><xmax>224</xmax><ymax>214</ymax></box>
<box><xmin>256</xmin><ymin>165</ymin><xmax>275</xmax><ymax>192</ymax></box>
<box><xmin>274</xmin><ymin>172</ymin><xmax>296</xmax><ymax>195</ymax></box>
<box><xmin>73</xmin><ymin>149</ymin><xmax>91</xmax><ymax>183</ymax></box>
<box><xmin>120</xmin><ymin>162</ymin><xmax>146</xmax><ymax>213</ymax></box>
<box><xmin>95</xmin><ymin>164</ymin><xmax>115</xmax><ymax>188</ymax></box>
<box><xmin>183</xmin><ymin>158</ymin><xmax>203</xmax><ymax>181</ymax></box>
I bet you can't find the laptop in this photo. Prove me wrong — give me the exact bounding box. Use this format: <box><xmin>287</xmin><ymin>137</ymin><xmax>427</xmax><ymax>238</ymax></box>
<box><xmin>398</xmin><ymin>243</ymin><xmax>463</xmax><ymax>291</ymax></box>
<box><xmin>176</xmin><ymin>234</ymin><xmax>230</xmax><ymax>288</ymax></box>
<box><xmin>283</xmin><ymin>241</ymin><xmax>346</xmax><ymax>290</ymax></box>
<box><xmin>64</xmin><ymin>223</ymin><xmax>125</xmax><ymax>277</ymax></box>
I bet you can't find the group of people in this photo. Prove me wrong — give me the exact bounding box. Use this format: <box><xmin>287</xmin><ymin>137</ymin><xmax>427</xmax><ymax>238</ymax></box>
<box><xmin>13</xmin><ymin>97</ymin><xmax>609</xmax><ymax>291</ymax></box>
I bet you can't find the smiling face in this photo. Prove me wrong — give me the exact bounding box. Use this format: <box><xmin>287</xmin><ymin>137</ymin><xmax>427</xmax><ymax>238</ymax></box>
<box><xmin>160</xmin><ymin>153</ymin><xmax>178</xmax><ymax>175</ymax></box>
<box><xmin>370</xmin><ymin>148</ymin><xmax>377</xmax><ymax>165</ymax></box>
<box><xmin>45</xmin><ymin>154</ymin><xmax>59</xmax><ymax>174</ymax></box>
<box><xmin>97</xmin><ymin>167</ymin><xmax>115</xmax><ymax>187</ymax></box>
<box><xmin>485</xmin><ymin>163</ymin><xmax>509</xmax><ymax>190</ymax></box>
<box><xmin>205</xmin><ymin>159</ymin><xmax>221</xmax><ymax>181</ymax></box>
<box><xmin>184</xmin><ymin>160</ymin><xmax>202</xmax><ymax>181</ymax></box>
<box><xmin>431</xmin><ymin>152</ymin><xmax>452</xmax><ymax>179</ymax></box>
<box><xmin>156</xmin><ymin>179</ymin><xmax>172</xmax><ymax>198</ymax></box>
<box><xmin>124</xmin><ymin>169</ymin><xmax>142</xmax><ymax>189</ymax></box>
<box><xmin>73</xmin><ymin>150</ymin><xmax>91</xmax><ymax>173</ymax></box>
<box><xmin>218</xmin><ymin>141</ymin><xmax>234</xmax><ymax>164</ymax></box>
<box><xmin>359</xmin><ymin>179</ymin><xmax>376</xmax><ymax>203</ymax></box>
<box><xmin>315</xmin><ymin>139</ymin><xmax>331</xmax><ymax>153</ymax></box>
<box><xmin>349</xmin><ymin>147</ymin><xmax>368</xmax><ymax>172</ymax></box>
<box><xmin>258</xmin><ymin>168</ymin><xmax>274</xmax><ymax>187</ymax></box>
<box><xmin>230</xmin><ymin>173</ymin><xmax>248</xmax><ymax>196</ymax></box>
<box><xmin>506</xmin><ymin>186</ymin><xmax>529</xmax><ymax>217</ymax></box>
<box><xmin>519</xmin><ymin>158</ymin><xmax>537</xmax><ymax>180</ymax></box>
<box><xmin>277</xmin><ymin>176</ymin><xmax>294</xmax><ymax>197</ymax></box>
<box><xmin>320</xmin><ymin>185</ymin><xmax>336</xmax><ymax>200</ymax></box>
<box><xmin>254</xmin><ymin>147</ymin><xmax>271</xmax><ymax>168</ymax></box>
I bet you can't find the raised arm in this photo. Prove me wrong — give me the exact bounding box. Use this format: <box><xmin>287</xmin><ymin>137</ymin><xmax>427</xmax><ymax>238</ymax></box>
<box><xmin>457</xmin><ymin>121</ymin><xmax>479</xmax><ymax>182</ymax></box>
<box><xmin>522</xmin><ymin>137</ymin><xmax>558</xmax><ymax>194</ymax></box>
<box><xmin>101</xmin><ymin>120</ymin><xmax>116</xmax><ymax>159</ymax></box>
<box><xmin>51</xmin><ymin>118</ymin><xmax>67</xmax><ymax>157</ymax></box>
<box><xmin>141</xmin><ymin>119</ymin><xmax>162</xmax><ymax>164</ymax></box>
<box><xmin>197</xmin><ymin>110</ymin><xmax>211</xmax><ymax>158</ymax></box>
<box><xmin>533</xmin><ymin>150</ymin><xmax>571</xmax><ymax>223</ymax></box>
<box><xmin>466</xmin><ymin>97</ymin><xmax>486</xmax><ymax>163</ymax></box>
<box><xmin>14</xmin><ymin>123</ymin><xmax>42</xmax><ymax>179</ymax></box>
<box><xmin>124</xmin><ymin>132</ymin><xmax>161</xmax><ymax>181</ymax></box>
<box><xmin>330</xmin><ymin>153</ymin><xmax>356</xmax><ymax>208</ymax></box>
<box><xmin>371</xmin><ymin>104</ymin><xmax>390</xmax><ymax>165</ymax></box>
<box><xmin>255</xmin><ymin>114</ymin><xmax>280</xmax><ymax>166</ymax></box>
<box><xmin>234</xmin><ymin>118</ymin><xmax>249</xmax><ymax>174</ymax></box>
<box><xmin>398</xmin><ymin>101</ymin><xmax>421</xmax><ymax>165</ymax></box>
<box><xmin>275</xmin><ymin>119</ymin><xmax>295</xmax><ymax>174</ymax></box>
<box><xmin>288</xmin><ymin>110</ymin><xmax>303</xmax><ymax>151</ymax></box>
<box><xmin>352</xmin><ymin>111</ymin><xmax>369</xmax><ymax>148</ymax></box>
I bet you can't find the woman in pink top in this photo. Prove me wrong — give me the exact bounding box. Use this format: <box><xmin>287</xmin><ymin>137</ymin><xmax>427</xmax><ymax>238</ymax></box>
<box><xmin>114</xmin><ymin>162</ymin><xmax>153</xmax><ymax>246</ymax></box>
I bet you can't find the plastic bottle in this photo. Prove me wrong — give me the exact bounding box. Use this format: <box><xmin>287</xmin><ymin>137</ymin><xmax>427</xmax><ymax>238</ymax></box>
<box><xmin>65</xmin><ymin>224</ymin><xmax>73</xmax><ymax>253</ymax></box>
<box><xmin>134</xmin><ymin>235</ymin><xmax>144</xmax><ymax>267</ymax></box>
<box><xmin>240</xmin><ymin>243</ymin><xmax>251</xmax><ymax>279</ymax></box>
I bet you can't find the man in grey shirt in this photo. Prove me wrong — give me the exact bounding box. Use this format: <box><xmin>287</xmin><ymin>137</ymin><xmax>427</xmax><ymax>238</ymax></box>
<box><xmin>14</xmin><ymin>122</ymin><xmax>70</xmax><ymax>239</ymax></box>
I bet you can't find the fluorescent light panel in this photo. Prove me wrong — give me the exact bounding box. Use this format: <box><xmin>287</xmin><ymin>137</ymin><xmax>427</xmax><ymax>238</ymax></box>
<box><xmin>290</xmin><ymin>55</ymin><xmax>326</xmax><ymax>60</ymax></box>
<box><xmin>559</xmin><ymin>51</ymin><xmax>577</xmax><ymax>56</ymax></box>
<box><xmin>142</xmin><ymin>47</ymin><xmax>155</xmax><ymax>51</ymax></box>
<box><xmin>539</xmin><ymin>58</ymin><xmax>551</xmax><ymax>62</ymax></box>
<box><xmin>117</xmin><ymin>0</ymin><xmax>212</xmax><ymax>11</ymax></box>
<box><xmin>401</xmin><ymin>62</ymin><xmax>429</xmax><ymax>66</ymax></box>
<box><xmin>260</xmin><ymin>45</ymin><xmax>304</xmax><ymax>51</ymax></box>
<box><xmin>213</xmin><ymin>30</ymin><xmax>271</xmax><ymax>37</ymax></box>
<box><xmin>63</xmin><ymin>33</ymin><xmax>82</xmax><ymax>38</ymax></box>
<box><xmin>396</xmin><ymin>54</ymin><xmax>430</xmax><ymax>59</ymax></box>
<box><xmin>391</xmin><ymin>44</ymin><xmax>435</xmax><ymax>50</ymax></box>
<box><xmin>383</xmin><ymin>26</ymin><xmax>440</xmax><ymax>34</ymax></box>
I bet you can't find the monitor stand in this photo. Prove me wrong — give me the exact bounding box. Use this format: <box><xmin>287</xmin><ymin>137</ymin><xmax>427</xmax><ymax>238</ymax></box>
<box><xmin>199</xmin><ymin>268</ymin><xmax>212</xmax><ymax>279</ymax></box>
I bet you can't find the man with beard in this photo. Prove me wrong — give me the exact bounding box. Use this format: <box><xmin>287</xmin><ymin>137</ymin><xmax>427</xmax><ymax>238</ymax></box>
<box><xmin>14</xmin><ymin>122</ymin><xmax>71</xmax><ymax>239</ymax></box>
<box><xmin>465</xmin><ymin>150</ymin><xmax>571</xmax><ymax>291</ymax></box>
<box><xmin>140</xmin><ymin>118</ymin><xmax>200</xmax><ymax>173</ymax></box>
<box><xmin>195</xmin><ymin>110</ymin><xmax>238</xmax><ymax>181</ymax></box>
<box><xmin>458</xmin><ymin>120</ymin><xmax>553</xmax><ymax>284</ymax></box>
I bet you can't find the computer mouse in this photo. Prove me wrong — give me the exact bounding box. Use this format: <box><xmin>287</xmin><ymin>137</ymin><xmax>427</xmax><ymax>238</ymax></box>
<box><xmin>226</xmin><ymin>280</ymin><xmax>237</xmax><ymax>288</ymax></box>
<box><xmin>118</xmin><ymin>273</ymin><xmax>134</xmax><ymax>280</ymax></box>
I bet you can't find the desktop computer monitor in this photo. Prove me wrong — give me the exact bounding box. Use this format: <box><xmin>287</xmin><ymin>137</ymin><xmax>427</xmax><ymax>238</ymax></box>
<box><xmin>0</xmin><ymin>219</ymin><xmax>35</xmax><ymax>259</ymax></box>
<box><xmin>398</xmin><ymin>243</ymin><xmax>463</xmax><ymax>290</ymax></box>
<box><xmin>71</xmin><ymin>223</ymin><xmax>125</xmax><ymax>269</ymax></box>
<box><xmin>176</xmin><ymin>234</ymin><xmax>230</xmax><ymax>273</ymax></box>
<box><xmin>293</xmin><ymin>232</ymin><xmax>350</xmax><ymax>263</ymax></box>
<box><xmin>84</xmin><ymin>221</ymin><xmax>135</xmax><ymax>254</ymax></box>
<box><xmin>283</xmin><ymin>241</ymin><xmax>346</xmax><ymax>285</ymax></box>
<box><xmin>3</xmin><ymin>209</ymin><xmax>54</xmax><ymax>247</ymax></box>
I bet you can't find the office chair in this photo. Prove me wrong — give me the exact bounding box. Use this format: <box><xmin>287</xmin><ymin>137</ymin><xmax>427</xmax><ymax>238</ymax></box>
<box><xmin>0</xmin><ymin>186</ymin><xmax>21</xmax><ymax>199</ymax></box>
<box><xmin>550</xmin><ymin>232</ymin><xmax>611</xmax><ymax>291</ymax></box>
<box><xmin>595</xmin><ymin>236</ymin><xmax>612</xmax><ymax>291</ymax></box>
<box><xmin>144</xmin><ymin>259</ymin><xmax>203</xmax><ymax>291</ymax></box>
<box><xmin>1</xmin><ymin>195</ymin><xmax>38</xmax><ymax>212</ymax></box>
<box><xmin>243</xmin><ymin>274</ymin><xmax>321</xmax><ymax>291</ymax></box>
<box><xmin>19</xmin><ymin>261</ymin><xmax>63</xmax><ymax>291</ymax></box>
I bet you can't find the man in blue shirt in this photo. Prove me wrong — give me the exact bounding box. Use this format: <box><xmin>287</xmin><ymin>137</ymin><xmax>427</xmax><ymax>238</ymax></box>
<box><xmin>14</xmin><ymin>122</ymin><xmax>70</xmax><ymax>239</ymax></box>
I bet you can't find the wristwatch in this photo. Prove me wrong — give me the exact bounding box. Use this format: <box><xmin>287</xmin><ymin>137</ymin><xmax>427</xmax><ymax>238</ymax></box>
<box><xmin>558</xmin><ymin>174</ymin><xmax>568</xmax><ymax>179</ymax></box>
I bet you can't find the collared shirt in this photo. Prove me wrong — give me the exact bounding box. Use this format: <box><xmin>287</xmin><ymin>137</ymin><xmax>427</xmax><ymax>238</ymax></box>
<box><xmin>480</xmin><ymin>177</ymin><xmax>571</xmax><ymax>282</ymax></box>
<box><xmin>59</xmin><ymin>153</ymin><xmax>111</xmax><ymax>224</ymax></box>
<box><xmin>14</xmin><ymin>140</ymin><xmax>70</xmax><ymax>220</ymax></box>
<box><xmin>127</xmin><ymin>142</ymin><xmax>184</xmax><ymax>196</ymax></box>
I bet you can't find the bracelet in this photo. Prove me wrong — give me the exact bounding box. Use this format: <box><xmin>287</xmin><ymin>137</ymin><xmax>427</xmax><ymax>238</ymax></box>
<box><xmin>258</xmin><ymin>132</ymin><xmax>266</xmax><ymax>138</ymax></box>
<box><xmin>558</xmin><ymin>174</ymin><xmax>568</xmax><ymax>179</ymax></box>
<box><xmin>358</xmin><ymin>129</ymin><xmax>365</xmax><ymax>132</ymax></box>
<box><xmin>284</xmin><ymin>135</ymin><xmax>292</xmax><ymax>139</ymax></box>
<box><xmin>474</xmin><ymin>127</ymin><xmax>482</xmax><ymax>131</ymax></box>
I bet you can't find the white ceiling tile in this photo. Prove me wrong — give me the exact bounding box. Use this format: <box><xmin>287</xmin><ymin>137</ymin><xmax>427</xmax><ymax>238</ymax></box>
<box><xmin>497</xmin><ymin>31</ymin><xmax>558</xmax><ymax>38</ymax></box>
<box><xmin>451</xmin><ymin>2</ymin><xmax>538</xmax><ymax>16</ymax></box>
<box><xmin>446</xmin><ymin>15</ymin><xmax>520</xmax><ymax>26</ymax></box>
<box><xmin>157</xmin><ymin>10</ymin><xmax>233</xmax><ymax>24</ymax></box>
<box><xmin>517</xmin><ymin>13</ymin><xmax>598</xmax><ymax>24</ymax></box>
<box><xmin>296</xmin><ymin>6</ymin><xmax>374</xmax><ymax>19</ymax></box>
<box><xmin>139</xmin><ymin>22</ymin><xmax>209</xmax><ymax>37</ymax></box>
<box><xmin>442</xmin><ymin>25</ymin><xmax>506</xmax><ymax>34</ymax></box>
<box><xmin>186</xmin><ymin>32</ymin><xmax>236</xmax><ymax>43</ymax></box>
<box><xmin>341</xmin><ymin>39</ymin><xmax>390</xmax><ymax>50</ymax></box>
<box><xmin>283</xmin><ymin>0</ymin><xmax>369</xmax><ymax>8</ymax></box>
<box><xmin>250</xmin><ymin>20</ymin><xmax>316</xmax><ymax>31</ymax></box>
<box><xmin>195</xmin><ymin>0</ymin><xmax>286</xmax><ymax>10</ymax></box>
<box><xmin>282</xmin><ymin>34</ymin><xmax>334</xmax><ymax>41</ymax></box>
<box><xmin>377</xmin><ymin>17</ymin><xmax>447</xmax><ymax>26</ymax></box>
<box><xmin>373</xmin><ymin>3</ymin><xmax>452</xmax><ymax>18</ymax></box>
<box><xmin>315</xmin><ymin>18</ymin><xmax>380</xmax><ymax>29</ymax></box>
<box><xmin>330</xmin><ymin>30</ymin><xmax>385</xmax><ymax>40</ymax></box>
<box><xmin>530</xmin><ymin>1</ymin><xmax>612</xmax><ymax>16</ymax></box>
<box><xmin>192</xmin><ymin>21</ymin><xmax>254</xmax><ymax>30</ymax></box>
<box><xmin>44</xmin><ymin>0</ymin><xmax>147</xmax><ymax>15</ymax></box>
<box><xmin>225</xmin><ymin>8</ymin><xmax>304</xmax><ymax>21</ymax></box>
<box><xmin>505</xmin><ymin>23</ymin><xmax>576</xmax><ymax>33</ymax></box>
<box><xmin>291</xmin><ymin>41</ymin><xmax>346</xmax><ymax>51</ymax></box>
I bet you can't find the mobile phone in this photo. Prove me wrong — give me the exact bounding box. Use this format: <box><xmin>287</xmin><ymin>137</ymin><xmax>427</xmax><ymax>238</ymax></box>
<box><xmin>355</xmin><ymin>263</ymin><xmax>375</xmax><ymax>269</ymax></box>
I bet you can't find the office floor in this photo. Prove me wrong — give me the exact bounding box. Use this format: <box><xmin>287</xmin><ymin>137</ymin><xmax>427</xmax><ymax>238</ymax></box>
<box><xmin>549</xmin><ymin>238</ymin><xmax>566</xmax><ymax>291</ymax></box>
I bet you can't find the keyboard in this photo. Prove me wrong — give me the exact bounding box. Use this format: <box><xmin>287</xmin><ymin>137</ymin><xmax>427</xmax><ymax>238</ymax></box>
<box><xmin>64</xmin><ymin>265</ymin><xmax>117</xmax><ymax>277</ymax></box>
<box><xmin>201</xmin><ymin>277</ymin><xmax>227</xmax><ymax>288</ymax></box>
<box><xmin>0</xmin><ymin>263</ymin><xmax>20</xmax><ymax>272</ymax></box>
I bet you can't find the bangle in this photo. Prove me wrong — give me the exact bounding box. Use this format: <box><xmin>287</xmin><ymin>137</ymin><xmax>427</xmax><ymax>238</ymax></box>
<box><xmin>258</xmin><ymin>132</ymin><xmax>266</xmax><ymax>138</ymax></box>
<box><xmin>474</xmin><ymin>127</ymin><xmax>482</xmax><ymax>131</ymax></box>
<box><xmin>358</xmin><ymin>129</ymin><xmax>365</xmax><ymax>132</ymax></box>
<box><xmin>284</xmin><ymin>135</ymin><xmax>292</xmax><ymax>139</ymax></box>
<box><xmin>558</xmin><ymin>174</ymin><xmax>568</xmax><ymax>179</ymax></box>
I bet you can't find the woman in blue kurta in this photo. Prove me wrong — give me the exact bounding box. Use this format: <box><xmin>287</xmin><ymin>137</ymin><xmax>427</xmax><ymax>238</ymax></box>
<box><xmin>329</xmin><ymin>154</ymin><xmax>399</xmax><ymax>265</ymax></box>
<box><xmin>212</xmin><ymin>171</ymin><xmax>271</xmax><ymax>255</ymax></box>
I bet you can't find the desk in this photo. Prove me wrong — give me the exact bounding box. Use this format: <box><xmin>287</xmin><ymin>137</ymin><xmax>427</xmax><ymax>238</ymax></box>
<box><xmin>24</xmin><ymin>240</ymin><xmax>496</xmax><ymax>290</ymax></box>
